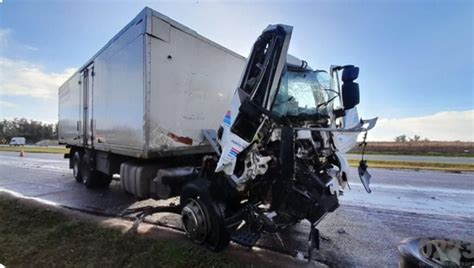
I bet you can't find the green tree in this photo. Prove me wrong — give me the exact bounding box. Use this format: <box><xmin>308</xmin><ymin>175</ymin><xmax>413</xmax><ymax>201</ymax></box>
<box><xmin>0</xmin><ymin>118</ymin><xmax>58</xmax><ymax>144</ymax></box>
<box><xmin>394</xmin><ymin>135</ymin><xmax>407</xmax><ymax>143</ymax></box>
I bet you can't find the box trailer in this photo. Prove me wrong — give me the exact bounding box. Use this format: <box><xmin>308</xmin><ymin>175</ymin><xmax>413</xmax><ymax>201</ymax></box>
<box><xmin>59</xmin><ymin>7</ymin><xmax>246</xmax><ymax>194</ymax></box>
<box><xmin>59</xmin><ymin>7</ymin><xmax>376</xmax><ymax>258</ymax></box>
<box><xmin>59</xmin><ymin>7</ymin><xmax>246</xmax><ymax>159</ymax></box>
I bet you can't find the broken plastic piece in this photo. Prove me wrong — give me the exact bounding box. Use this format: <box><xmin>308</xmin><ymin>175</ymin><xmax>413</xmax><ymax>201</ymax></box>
<box><xmin>358</xmin><ymin>160</ymin><xmax>372</xmax><ymax>193</ymax></box>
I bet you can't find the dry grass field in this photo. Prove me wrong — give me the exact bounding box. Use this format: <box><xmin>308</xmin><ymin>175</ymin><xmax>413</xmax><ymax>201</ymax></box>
<box><xmin>350</xmin><ymin>141</ymin><xmax>474</xmax><ymax>157</ymax></box>
<box><xmin>0</xmin><ymin>145</ymin><xmax>68</xmax><ymax>154</ymax></box>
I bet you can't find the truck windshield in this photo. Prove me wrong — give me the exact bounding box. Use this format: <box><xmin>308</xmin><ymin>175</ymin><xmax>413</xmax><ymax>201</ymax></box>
<box><xmin>272</xmin><ymin>70</ymin><xmax>337</xmax><ymax>118</ymax></box>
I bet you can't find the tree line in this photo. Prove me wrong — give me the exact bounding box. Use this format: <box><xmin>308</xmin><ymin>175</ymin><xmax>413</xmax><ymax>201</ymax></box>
<box><xmin>394</xmin><ymin>134</ymin><xmax>430</xmax><ymax>143</ymax></box>
<box><xmin>0</xmin><ymin>118</ymin><xmax>57</xmax><ymax>144</ymax></box>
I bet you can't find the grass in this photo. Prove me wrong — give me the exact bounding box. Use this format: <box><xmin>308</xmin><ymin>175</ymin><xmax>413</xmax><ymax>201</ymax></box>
<box><xmin>349</xmin><ymin>151</ymin><xmax>474</xmax><ymax>157</ymax></box>
<box><xmin>348</xmin><ymin>159</ymin><xmax>474</xmax><ymax>172</ymax></box>
<box><xmin>0</xmin><ymin>195</ymin><xmax>246</xmax><ymax>267</ymax></box>
<box><xmin>349</xmin><ymin>141</ymin><xmax>474</xmax><ymax>157</ymax></box>
<box><xmin>0</xmin><ymin>146</ymin><xmax>68</xmax><ymax>154</ymax></box>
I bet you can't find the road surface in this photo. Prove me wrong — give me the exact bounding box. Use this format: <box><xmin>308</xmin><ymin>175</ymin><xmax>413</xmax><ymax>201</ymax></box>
<box><xmin>347</xmin><ymin>153</ymin><xmax>474</xmax><ymax>165</ymax></box>
<box><xmin>0</xmin><ymin>151</ymin><xmax>473</xmax><ymax>267</ymax></box>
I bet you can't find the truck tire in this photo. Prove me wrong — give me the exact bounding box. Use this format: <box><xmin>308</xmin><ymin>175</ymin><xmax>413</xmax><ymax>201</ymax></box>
<box><xmin>398</xmin><ymin>237</ymin><xmax>473</xmax><ymax>268</ymax></box>
<box><xmin>180</xmin><ymin>179</ymin><xmax>230</xmax><ymax>252</ymax></box>
<box><xmin>72</xmin><ymin>151</ymin><xmax>83</xmax><ymax>183</ymax></box>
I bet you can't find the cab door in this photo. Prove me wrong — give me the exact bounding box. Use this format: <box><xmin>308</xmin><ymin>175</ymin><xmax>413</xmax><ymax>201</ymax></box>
<box><xmin>231</xmin><ymin>24</ymin><xmax>293</xmax><ymax>142</ymax></box>
<box><xmin>216</xmin><ymin>25</ymin><xmax>292</xmax><ymax>174</ymax></box>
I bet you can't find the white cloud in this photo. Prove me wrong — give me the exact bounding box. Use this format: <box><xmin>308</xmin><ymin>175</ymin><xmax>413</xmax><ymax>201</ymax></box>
<box><xmin>23</xmin><ymin>45</ymin><xmax>38</xmax><ymax>51</ymax></box>
<box><xmin>0</xmin><ymin>57</ymin><xmax>76</xmax><ymax>99</ymax></box>
<box><xmin>0</xmin><ymin>29</ymin><xmax>74</xmax><ymax>122</ymax></box>
<box><xmin>0</xmin><ymin>100</ymin><xmax>18</xmax><ymax>109</ymax></box>
<box><xmin>0</xmin><ymin>28</ymin><xmax>11</xmax><ymax>39</ymax></box>
<box><xmin>0</xmin><ymin>28</ymin><xmax>11</xmax><ymax>37</ymax></box>
<box><xmin>369</xmin><ymin>110</ymin><xmax>474</xmax><ymax>142</ymax></box>
<box><xmin>0</xmin><ymin>28</ymin><xmax>38</xmax><ymax>52</ymax></box>
<box><xmin>0</xmin><ymin>28</ymin><xmax>11</xmax><ymax>49</ymax></box>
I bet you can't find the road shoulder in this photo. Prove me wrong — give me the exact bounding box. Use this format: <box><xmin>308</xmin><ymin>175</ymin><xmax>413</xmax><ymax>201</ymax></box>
<box><xmin>0</xmin><ymin>191</ymin><xmax>326</xmax><ymax>267</ymax></box>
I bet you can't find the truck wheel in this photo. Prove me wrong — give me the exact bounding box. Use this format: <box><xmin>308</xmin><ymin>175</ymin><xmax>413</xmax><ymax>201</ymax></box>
<box><xmin>72</xmin><ymin>152</ymin><xmax>83</xmax><ymax>183</ymax></box>
<box><xmin>398</xmin><ymin>237</ymin><xmax>473</xmax><ymax>267</ymax></box>
<box><xmin>180</xmin><ymin>179</ymin><xmax>230</xmax><ymax>252</ymax></box>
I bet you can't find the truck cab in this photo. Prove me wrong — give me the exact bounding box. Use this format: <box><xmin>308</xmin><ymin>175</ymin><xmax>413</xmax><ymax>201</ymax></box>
<box><xmin>179</xmin><ymin>24</ymin><xmax>377</xmax><ymax>257</ymax></box>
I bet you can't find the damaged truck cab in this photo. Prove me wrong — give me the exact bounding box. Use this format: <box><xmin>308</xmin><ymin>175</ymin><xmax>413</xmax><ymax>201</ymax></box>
<box><xmin>182</xmin><ymin>24</ymin><xmax>377</xmax><ymax>256</ymax></box>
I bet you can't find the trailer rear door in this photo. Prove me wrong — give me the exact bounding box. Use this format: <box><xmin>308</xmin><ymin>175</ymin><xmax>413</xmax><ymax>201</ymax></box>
<box><xmin>81</xmin><ymin>63</ymin><xmax>94</xmax><ymax>147</ymax></box>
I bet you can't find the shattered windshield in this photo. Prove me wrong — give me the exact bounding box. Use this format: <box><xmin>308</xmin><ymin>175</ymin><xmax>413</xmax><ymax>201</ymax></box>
<box><xmin>272</xmin><ymin>70</ymin><xmax>337</xmax><ymax>118</ymax></box>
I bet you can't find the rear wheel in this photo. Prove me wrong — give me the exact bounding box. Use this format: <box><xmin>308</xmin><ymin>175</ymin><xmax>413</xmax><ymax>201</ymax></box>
<box><xmin>180</xmin><ymin>179</ymin><xmax>230</xmax><ymax>251</ymax></box>
<box><xmin>72</xmin><ymin>151</ymin><xmax>83</xmax><ymax>183</ymax></box>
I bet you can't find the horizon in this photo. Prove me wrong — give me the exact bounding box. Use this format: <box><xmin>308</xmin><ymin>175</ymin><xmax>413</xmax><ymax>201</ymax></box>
<box><xmin>0</xmin><ymin>1</ymin><xmax>473</xmax><ymax>141</ymax></box>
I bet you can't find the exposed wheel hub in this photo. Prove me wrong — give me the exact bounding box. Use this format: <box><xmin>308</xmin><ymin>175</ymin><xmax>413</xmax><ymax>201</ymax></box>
<box><xmin>181</xmin><ymin>198</ymin><xmax>208</xmax><ymax>244</ymax></box>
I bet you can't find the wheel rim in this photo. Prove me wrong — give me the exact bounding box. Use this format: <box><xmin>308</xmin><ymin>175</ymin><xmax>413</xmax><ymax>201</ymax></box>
<box><xmin>81</xmin><ymin>156</ymin><xmax>91</xmax><ymax>185</ymax></box>
<box><xmin>421</xmin><ymin>239</ymin><xmax>466</xmax><ymax>266</ymax></box>
<box><xmin>73</xmin><ymin>157</ymin><xmax>79</xmax><ymax>177</ymax></box>
<box><xmin>181</xmin><ymin>198</ymin><xmax>208</xmax><ymax>244</ymax></box>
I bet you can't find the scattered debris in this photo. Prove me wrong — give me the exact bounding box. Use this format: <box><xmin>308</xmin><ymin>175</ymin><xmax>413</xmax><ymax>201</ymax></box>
<box><xmin>320</xmin><ymin>235</ymin><xmax>331</xmax><ymax>241</ymax></box>
<box><xmin>295</xmin><ymin>251</ymin><xmax>305</xmax><ymax>260</ymax></box>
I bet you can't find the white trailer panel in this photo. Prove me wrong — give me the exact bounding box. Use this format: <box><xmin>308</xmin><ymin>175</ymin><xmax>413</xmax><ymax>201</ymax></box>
<box><xmin>147</xmin><ymin>15</ymin><xmax>246</xmax><ymax>154</ymax></box>
<box><xmin>58</xmin><ymin>7</ymin><xmax>246</xmax><ymax>158</ymax></box>
<box><xmin>58</xmin><ymin>72</ymin><xmax>82</xmax><ymax>146</ymax></box>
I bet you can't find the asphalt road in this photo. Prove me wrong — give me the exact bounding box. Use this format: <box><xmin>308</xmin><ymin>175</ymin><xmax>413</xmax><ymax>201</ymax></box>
<box><xmin>0</xmin><ymin>151</ymin><xmax>473</xmax><ymax>267</ymax></box>
<box><xmin>347</xmin><ymin>153</ymin><xmax>474</xmax><ymax>165</ymax></box>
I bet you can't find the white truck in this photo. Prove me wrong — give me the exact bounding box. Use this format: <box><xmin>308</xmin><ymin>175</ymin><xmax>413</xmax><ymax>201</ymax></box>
<box><xmin>59</xmin><ymin>7</ymin><xmax>376</xmax><ymax>259</ymax></box>
<box><xmin>9</xmin><ymin>137</ymin><xmax>26</xmax><ymax>146</ymax></box>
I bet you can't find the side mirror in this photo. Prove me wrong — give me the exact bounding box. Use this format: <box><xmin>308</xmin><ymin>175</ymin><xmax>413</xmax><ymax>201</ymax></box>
<box><xmin>341</xmin><ymin>66</ymin><xmax>360</xmax><ymax>110</ymax></box>
<box><xmin>342</xmin><ymin>65</ymin><xmax>359</xmax><ymax>82</ymax></box>
<box><xmin>342</xmin><ymin>83</ymin><xmax>360</xmax><ymax>110</ymax></box>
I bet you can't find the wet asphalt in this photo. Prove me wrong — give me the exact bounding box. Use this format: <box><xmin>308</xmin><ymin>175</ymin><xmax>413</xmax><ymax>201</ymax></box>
<box><xmin>346</xmin><ymin>153</ymin><xmax>474</xmax><ymax>165</ymax></box>
<box><xmin>0</xmin><ymin>151</ymin><xmax>473</xmax><ymax>267</ymax></box>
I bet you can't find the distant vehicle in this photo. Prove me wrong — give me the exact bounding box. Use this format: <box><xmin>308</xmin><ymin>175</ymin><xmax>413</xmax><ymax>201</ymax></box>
<box><xmin>35</xmin><ymin>140</ymin><xmax>59</xmax><ymax>147</ymax></box>
<box><xmin>9</xmin><ymin>137</ymin><xmax>26</xmax><ymax>146</ymax></box>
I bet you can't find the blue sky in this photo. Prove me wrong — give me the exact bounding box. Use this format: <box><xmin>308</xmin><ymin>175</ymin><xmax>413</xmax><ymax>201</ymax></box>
<box><xmin>0</xmin><ymin>0</ymin><xmax>473</xmax><ymax>140</ymax></box>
